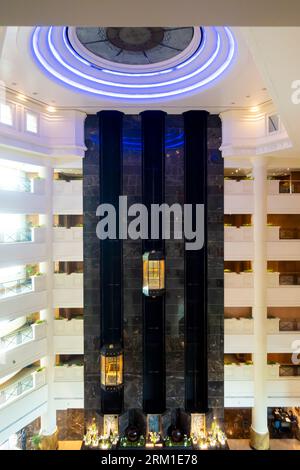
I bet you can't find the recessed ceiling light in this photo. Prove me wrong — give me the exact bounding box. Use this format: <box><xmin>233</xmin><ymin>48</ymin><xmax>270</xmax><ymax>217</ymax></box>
<box><xmin>262</xmin><ymin>87</ymin><xmax>267</xmax><ymax>91</ymax></box>
<box><xmin>231</xmin><ymin>102</ymin><xmax>235</xmax><ymax>105</ymax></box>
<box><xmin>12</xmin><ymin>82</ymin><xmax>17</xmax><ymax>86</ymax></box>
<box><xmin>246</xmin><ymin>95</ymin><xmax>251</xmax><ymax>98</ymax></box>
<box><xmin>46</xmin><ymin>105</ymin><xmax>56</xmax><ymax>113</ymax></box>
<box><xmin>32</xmin><ymin>92</ymin><xmax>38</xmax><ymax>96</ymax></box>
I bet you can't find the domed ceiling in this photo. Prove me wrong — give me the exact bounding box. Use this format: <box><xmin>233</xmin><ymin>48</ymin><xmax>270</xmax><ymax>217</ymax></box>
<box><xmin>74</xmin><ymin>27</ymin><xmax>195</xmax><ymax>65</ymax></box>
<box><xmin>31</xmin><ymin>26</ymin><xmax>236</xmax><ymax>101</ymax></box>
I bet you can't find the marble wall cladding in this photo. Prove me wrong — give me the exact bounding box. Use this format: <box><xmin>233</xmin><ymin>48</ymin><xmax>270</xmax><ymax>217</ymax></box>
<box><xmin>83</xmin><ymin>113</ymin><xmax>223</xmax><ymax>424</ymax></box>
<box><xmin>57</xmin><ymin>409</ymin><xmax>85</xmax><ymax>440</ymax></box>
<box><xmin>84</xmin><ymin>115</ymin><xmax>101</xmax><ymax>413</ymax></box>
<box><xmin>224</xmin><ymin>408</ymin><xmax>251</xmax><ymax>439</ymax></box>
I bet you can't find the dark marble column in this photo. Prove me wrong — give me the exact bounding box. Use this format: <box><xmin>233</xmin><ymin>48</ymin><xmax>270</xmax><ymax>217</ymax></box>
<box><xmin>83</xmin><ymin>115</ymin><xmax>102</xmax><ymax>415</ymax></box>
<box><xmin>141</xmin><ymin>110</ymin><xmax>166</xmax><ymax>414</ymax></box>
<box><xmin>207</xmin><ymin>114</ymin><xmax>224</xmax><ymax>425</ymax></box>
<box><xmin>123</xmin><ymin>115</ymin><xmax>143</xmax><ymax>410</ymax></box>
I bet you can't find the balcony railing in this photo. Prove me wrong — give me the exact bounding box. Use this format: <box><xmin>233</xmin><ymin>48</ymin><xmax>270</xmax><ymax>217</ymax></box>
<box><xmin>0</xmin><ymin>368</ymin><xmax>46</xmax><ymax>408</ymax></box>
<box><xmin>280</xmin><ymin>365</ymin><xmax>300</xmax><ymax>377</ymax></box>
<box><xmin>278</xmin><ymin>179</ymin><xmax>300</xmax><ymax>194</ymax></box>
<box><xmin>225</xmin><ymin>178</ymin><xmax>300</xmax><ymax>195</ymax></box>
<box><xmin>0</xmin><ymin>229</ymin><xmax>31</xmax><ymax>244</ymax></box>
<box><xmin>0</xmin><ymin>324</ymin><xmax>33</xmax><ymax>351</ymax></box>
<box><xmin>280</xmin><ymin>319</ymin><xmax>300</xmax><ymax>331</ymax></box>
<box><xmin>0</xmin><ymin>278</ymin><xmax>32</xmax><ymax>299</ymax></box>
<box><xmin>280</xmin><ymin>228</ymin><xmax>300</xmax><ymax>240</ymax></box>
<box><xmin>0</xmin><ymin>374</ymin><xmax>33</xmax><ymax>407</ymax></box>
<box><xmin>0</xmin><ymin>176</ymin><xmax>32</xmax><ymax>193</ymax></box>
<box><xmin>279</xmin><ymin>273</ymin><xmax>300</xmax><ymax>286</ymax></box>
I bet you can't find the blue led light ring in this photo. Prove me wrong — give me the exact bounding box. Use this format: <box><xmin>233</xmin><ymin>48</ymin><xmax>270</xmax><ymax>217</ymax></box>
<box><xmin>31</xmin><ymin>26</ymin><xmax>236</xmax><ymax>99</ymax></box>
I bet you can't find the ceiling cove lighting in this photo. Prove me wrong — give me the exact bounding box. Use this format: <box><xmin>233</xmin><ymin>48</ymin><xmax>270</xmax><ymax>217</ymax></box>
<box><xmin>31</xmin><ymin>26</ymin><xmax>236</xmax><ymax>101</ymax></box>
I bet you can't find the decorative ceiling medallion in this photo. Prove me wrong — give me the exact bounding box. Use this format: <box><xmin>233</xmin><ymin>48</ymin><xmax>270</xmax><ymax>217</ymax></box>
<box><xmin>31</xmin><ymin>26</ymin><xmax>236</xmax><ymax>101</ymax></box>
<box><xmin>75</xmin><ymin>27</ymin><xmax>194</xmax><ymax>65</ymax></box>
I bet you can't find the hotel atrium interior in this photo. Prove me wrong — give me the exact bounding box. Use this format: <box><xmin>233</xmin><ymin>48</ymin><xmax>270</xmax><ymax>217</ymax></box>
<box><xmin>0</xmin><ymin>18</ymin><xmax>300</xmax><ymax>452</ymax></box>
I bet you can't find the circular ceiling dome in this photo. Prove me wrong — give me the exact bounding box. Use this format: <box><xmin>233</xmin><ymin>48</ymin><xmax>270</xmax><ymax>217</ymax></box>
<box><xmin>74</xmin><ymin>27</ymin><xmax>194</xmax><ymax>65</ymax></box>
<box><xmin>31</xmin><ymin>26</ymin><xmax>236</xmax><ymax>101</ymax></box>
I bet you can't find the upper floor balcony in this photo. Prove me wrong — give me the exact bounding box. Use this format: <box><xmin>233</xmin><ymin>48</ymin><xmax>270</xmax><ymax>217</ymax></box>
<box><xmin>0</xmin><ymin>274</ymin><xmax>47</xmax><ymax>322</ymax></box>
<box><xmin>53</xmin><ymin>318</ymin><xmax>84</xmax><ymax>354</ymax></box>
<box><xmin>0</xmin><ymin>366</ymin><xmax>46</xmax><ymax>409</ymax></box>
<box><xmin>0</xmin><ymin>367</ymin><xmax>47</xmax><ymax>445</ymax></box>
<box><xmin>224</xmin><ymin>179</ymin><xmax>300</xmax><ymax>214</ymax></box>
<box><xmin>225</xmin><ymin>271</ymin><xmax>300</xmax><ymax>307</ymax></box>
<box><xmin>0</xmin><ymin>227</ymin><xmax>46</xmax><ymax>268</ymax></box>
<box><xmin>52</xmin><ymin>273</ymin><xmax>83</xmax><ymax>308</ymax></box>
<box><xmin>53</xmin><ymin>363</ymin><xmax>84</xmax><ymax>409</ymax></box>
<box><xmin>0</xmin><ymin>177</ymin><xmax>46</xmax><ymax>214</ymax></box>
<box><xmin>224</xmin><ymin>317</ymin><xmax>300</xmax><ymax>353</ymax></box>
<box><xmin>225</xmin><ymin>225</ymin><xmax>300</xmax><ymax>261</ymax></box>
<box><xmin>225</xmin><ymin>374</ymin><xmax>300</xmax><ymax>408</ymax></box>
<box><xmin>53</xmin><ymin>180</ymin><xmax>83</xmax><ymax>215</ymax></box>
<box><xmin>53</xmin><ymin>226</ymin><xmax>83</xmax><ymax>261</ymax></box>
<box><xmin>0</xmin><ymin>321</ymin><xmax>47</xmax><ymax>377</ymax></box>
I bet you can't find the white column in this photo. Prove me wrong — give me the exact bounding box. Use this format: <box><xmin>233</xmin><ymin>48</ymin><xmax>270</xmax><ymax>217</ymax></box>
<box><xmin>250</xmin><ymin>157</ymin><xmax>269</xmax><ymax>449</ymax></box>
<box><xmin>39</xmin><ymin>164</ymin><xmax>57</xmax><ymax>436</ymax></box>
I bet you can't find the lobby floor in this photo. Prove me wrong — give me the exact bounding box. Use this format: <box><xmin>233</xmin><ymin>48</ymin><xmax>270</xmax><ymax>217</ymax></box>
<box><xmin>58</xmin><ymin>439</ymin><xmax>300</xmax><ymax>451</ymax></box>
<box><xmin>228</xmin><ymin>439</ymin><xmax>300</xmax><ymax>450</ymax></box>
<box><xmin>58</xmin><ymin>441</ymin><xmax>82</xmax><ymax>450</ymax></box>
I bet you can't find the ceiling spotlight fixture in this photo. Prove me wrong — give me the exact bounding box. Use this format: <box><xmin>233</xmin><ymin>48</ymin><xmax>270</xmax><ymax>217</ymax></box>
<box><xmin>31</xmin><ymin>25</ymin><xmax>236</xmax><ymax>101</ymax></box>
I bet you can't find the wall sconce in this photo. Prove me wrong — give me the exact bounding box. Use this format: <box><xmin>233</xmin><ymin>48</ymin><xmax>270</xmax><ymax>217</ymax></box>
<box><xmin>100</xmin><ymin>344</ymin><xmax>123</xmax><ymax>391</ymax></box>
<box><xmin>143</xmin><ymin>251</ymin><xmax>165</xmax><ymax>297</ymax></box>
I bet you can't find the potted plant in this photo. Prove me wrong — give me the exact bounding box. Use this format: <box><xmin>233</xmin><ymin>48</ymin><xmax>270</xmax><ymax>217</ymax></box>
<box><xmin>31</xmin><ymin>434</ymin><xmax>42</xmax><ymax>450</ymax></box>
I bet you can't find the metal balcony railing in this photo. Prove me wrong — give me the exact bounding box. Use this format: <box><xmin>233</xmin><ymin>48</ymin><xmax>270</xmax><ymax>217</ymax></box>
<box><xmin>0</xmin><ymin>278</ymin><xmax>32</xmax><ymax>299</ymax></box>
<box><xmin>0</xmin><ymin>229</ymin><xmax>32</xmax><ymax>244</ymax></box>
<box><xmin>279</xmin><ymin>272</ymin><xmax>300</xmax><ymax>286</ymax></box>
<box><xmin>278</xmin><ymin>179</ymin><xmax>300</xmax><ymax>194</ymax></box>
<box><xmin>280</xmin><ymin>365</ymin><xmax>300</xmax><ymax>377</ymax></box>
<box><xmin>0</xmin><ymin>324</ymin><xmax>33</xmax><ymax>351</ymax></box>
<box><xmin>0</xmin><ymin>373</ymin><xmax>34</xmax><ymax>407</ymax></box>
<box><xmin>279</xmin><ymin>228</ymin><xmax>300</xmax><ymax>240</ymax></box>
